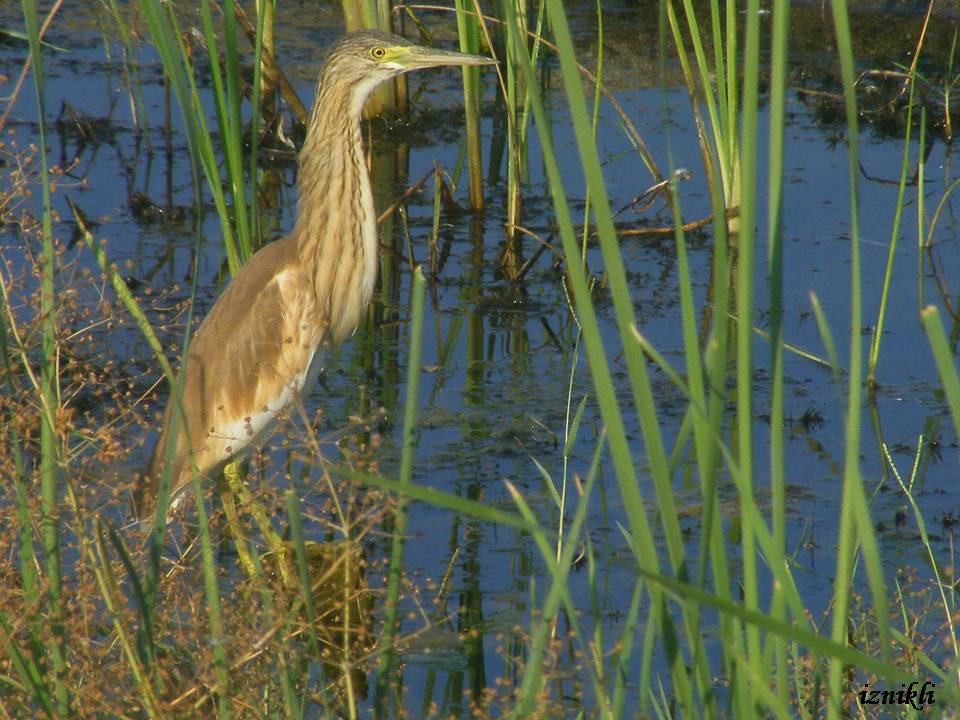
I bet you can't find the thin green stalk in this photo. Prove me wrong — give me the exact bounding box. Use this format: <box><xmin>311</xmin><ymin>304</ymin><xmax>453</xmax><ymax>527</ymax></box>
<box><xmin>191</xmin><ymin>472</ymin><xmax>232</xmax><ymax>719</ymax></box>
<box><xmin>248</xmin><ymin>0</ymin><xmax>268</xmax><ymax>243</ymax></box>
<box><xmin>20</xmin><ymin>0</ymin><xmax>68</xmax><ymax>712</ymax></box>
<box><xmin>670</xmin><ymin>0</ymin><xmax>738</xmax><ymax>206</ymax></box>
<box><xmin>867</xmin><ymin>70</ymin><xmax>918</xmax><ymax>386</ymax></box>
<box><xmin>200</xmin><ymin>0</ymin><xmax>252</xmax><ymax>261</ymax></box>
<box><xmin>826</xmin><ymin>0</ymin><xmax>891</xmax><ymax>714</ymax></box>
<box><xmin>454</xmin><ymin>0</ymin><xmax>485</xmax><ymax>210</ymax></box>
<box><xmin>374</xmin><ymin>267</ymin><xmax>427</xmax><ymax>715</ymax></box>
<box><xmin>622</xmin><ymin>542</ymin><xmax>960</xmax><ymax>708</ymax></box>
<box><xmin>661</xmin><ymin>0</ymin><xmax>740</xmax><ymax>703</ymax></box>
<box><xmin>501</xmin><ymin>2</ymin><xmax>708</xmax><ymax>714</ymax></box>
<box><xmin>103</xmin><ymin>0</ymin><xmax>150</xmax><ymax>140</ymax></box>
<box><xmin>666</xmin><ymin>183</ymin><xmax>721</xmax><ymax>718</ymax></box>
<box><xmin>765</xmin><ymin>0</ymin><xmax>790</xmax><ymax>706</ymax></box>
<box><xmin>553</xmin><ymin>0</ymin><xmax>601</xmax><ymax>568</ymax></box>
<box><xmin>69</xmin><ymin>513</ymin><xmax>164</xmax><ymax>716</ymax></box>
<box><xmin>515</xmin><ymin>0</ymin><xmax>546</xmax><ymax>186</ymax></box>
<box><xmin>882</xmin><ymin>439</ymin><xmax>960</xmax><ymax>680</ymax></box>
<box><xmin>283</xmin><ymin>493</ymin><xmax>325</xmax><ymax>688</ymax></box>
<box><xmin>736</xmin><ymin>0</ymin><xmax>762</xmax><ymax>687</ymax></box>
<box><xmin>0</xmin><ymin>275</ymin><xmax>41</xmax><ymax>670</ymax></box>
<box><xmin>138</xmin><ymin>0</ymin><xmax>245</xmax><ymax>274</ymax></box>
<box><xmin>921</xmin><ymin>306</ymin><xmax>960</xmax><ymax>501</ymax></box>
<box><xmin>497</xmin><ymin>0</ymin><xmax>523</xmax><ymax>240</ymax></box>
<box><xmin>505</xmin><ymin>439</ymin><xmax>610</xmax><ymax>718</ymax></box>
<box><xmin>808</xmin><ymin>292</ymin><xmax>841</xmax><ymax>379</ymax></box>
<box><xmin>916</xmin><ymin>109</ymin><xmax>927</xmax><ymax>308</ymax></box>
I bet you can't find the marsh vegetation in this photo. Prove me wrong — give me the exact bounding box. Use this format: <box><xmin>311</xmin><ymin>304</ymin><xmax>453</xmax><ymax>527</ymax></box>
<box><xmin>3</xmin><ymin>0</ymin><xmax>960</xmax><ymax>717</ymax></box>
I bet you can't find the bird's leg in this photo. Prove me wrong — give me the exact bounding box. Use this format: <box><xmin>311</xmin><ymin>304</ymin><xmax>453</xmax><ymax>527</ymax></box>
<box><xmin>221</xmin><ymin>459</ymin><xmax>295</xmax><ymax>586</ymax></box>
<box><xmin>220</xmin><ymin>462</ymin><xmax>258</xmax><ymax>579</ymax></box>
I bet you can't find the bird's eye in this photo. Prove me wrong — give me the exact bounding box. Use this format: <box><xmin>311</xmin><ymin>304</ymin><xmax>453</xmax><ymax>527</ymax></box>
<box><xmin>371</xmin><ymin>47</ymin><xmax>386</xmax><ymax>59</ymax></box>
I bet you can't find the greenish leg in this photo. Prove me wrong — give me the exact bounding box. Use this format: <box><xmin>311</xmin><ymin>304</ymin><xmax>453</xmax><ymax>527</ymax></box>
<box><xmin>221</xmin><ymin>462</ymin><xmax>257</xmax><ymax>578</ymax></box>
<box><xmin>221</xmin><ymin>481</ymin><xmax>256</xmax><ymax>578</ymax></box>
<box><xmin>222</xmin><ymin>460</ymin><xmax>294</xmax><ymax>586</ymax></box>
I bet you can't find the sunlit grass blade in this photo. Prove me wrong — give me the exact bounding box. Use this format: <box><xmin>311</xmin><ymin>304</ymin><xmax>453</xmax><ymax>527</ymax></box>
<box><xmin>200</xmin><ymin>0</ymin><xmax>252</xmax><ymax>260</ymax></box>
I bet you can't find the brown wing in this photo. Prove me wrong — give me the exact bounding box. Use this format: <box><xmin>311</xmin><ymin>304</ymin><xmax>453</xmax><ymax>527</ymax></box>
<box><xmin>143</xmin><ymin>236</ymin><xmax>323</xmax><ymax>510</ymax></box>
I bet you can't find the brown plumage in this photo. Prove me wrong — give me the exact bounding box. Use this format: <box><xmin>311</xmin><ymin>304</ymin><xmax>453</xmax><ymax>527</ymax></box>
<box><xmin>139</xmin><ymin>31</ymin><xmax>492</xmax><ymax>517</ymax></box>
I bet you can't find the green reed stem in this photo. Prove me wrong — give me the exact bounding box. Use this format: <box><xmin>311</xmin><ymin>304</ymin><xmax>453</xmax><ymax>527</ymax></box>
<box><xmin>867</xmin><ymin>67</ymin><xmax>918</xmax><ymax>387</ymax></box>
<box><xmin>808</xmin><ymin>291</ymin><xmax>841</xmax><ymax>379</ymax></box>
<box><xmin>738</xmin><ymin>0</ymin><xmax>762</xmax><ymax>689</ymax></box>
<box><xmin>249</xmin><ymin>0</ymin><xmax>268</xmax><ymax>242</ymax></box>
<box><xmin>201</xmin><ymin>0</ymin><xmax>252</xmax><ymax>262</ymax></box>
<box><xmin>826</xmin><ymin>0</ymin><xmax>891</xmax><ymax>714</ymax></box>
<box><xmin>374</xmin><ymin>266</ymin><xmax>426</xmax><ymax>715</ymax></box>
<box><xmin>0</xmin><ymin>277</ymin><xmax>41</xmax><ymax>664</ymax></box>
<box><xmin>921</xmin><ymin>306</ymin><xmax>960</xmax><ymax>480</ymax></box>
<box><xmin>138</xmin><ymin>0</ymin><xmax>245</xmax><ymax>274</ymax></box>
<box><xmin>765</xmin><ymin>0</ymin><xmax>790</xmax><ymax>706</ymax></box>
<box><xmin>499</xmin><ymin>2</ymin><xmax>712</xmax><ymax>713</ymax></box>
<box><xmin>191</xmin><ymin>471</ymin><xmax>232</xmax><ymax>719</ymax></box>
<box><xmin>454</xmin><ymin>0</ymin><xmax>485</xmax><ymax>210</ymax></box>
<box><xmin>20</xmin><ymin>0</ymin><xmax>68</xmax><ymax>712</ymax></box>
<box><xmin>916</xmin><ymin>108</ymin><xmax>927</xmax><ymax>310</ymax></box>
<box><xmin>284</xmin><ymin>491</ymin><xmax>323</xmax><ymax>660</ymax></box>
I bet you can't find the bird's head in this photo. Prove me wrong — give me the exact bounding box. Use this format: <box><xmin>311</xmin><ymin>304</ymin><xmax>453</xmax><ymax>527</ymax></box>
<box><xmin>320</xmin><ymin>30</ymin><xmax>495</xmax><ymax>116</ymax></box>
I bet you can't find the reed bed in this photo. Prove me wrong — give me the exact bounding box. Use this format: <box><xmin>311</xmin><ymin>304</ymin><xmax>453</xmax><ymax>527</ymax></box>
<box><xmin>2</xmin><ymin>0</ymin><xmax>960</xmax><ymax>717</ymax></box>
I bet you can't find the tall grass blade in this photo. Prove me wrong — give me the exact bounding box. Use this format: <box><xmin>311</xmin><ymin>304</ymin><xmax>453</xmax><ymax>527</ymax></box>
<box><xmin>191</xmin><ymin>473</ymin><xmax>232</xmax><ymax>718</ymax></box>
<box><xmin>500</xmin><ymin>0</ymin><xmax>713</xmax><ymax>713</ymax></box>
<box><xmin>454</xmin><ymin>0</ymin><xmax>485</xmax><ymax>210</ymax></box>
<box><xmin>19</xmin><ymin>0</ymin><xmax>68</xmax><ymax>712</ymax></box>
<box><xmin>921</xmin><ymin>306</ymin><xmax>960</xmax><ymax>467</ymax></box>
<box><xmin>374</xmin><ymin>267</ymin><xmax>427</xmax><ymax>714</ymax></box>
<box><xmin>825</xmin><ymin>0</ymin><xmax>891</xmax><ymax>715</ymax></box>
<box><xmin>765</xmin><ymin>0</ymin><xmax>790</xmax><ymax>707</ymax></box>
<box><xmin>867</xmin><ymin>70</ymin><xmax>919</xmax><ymax>387</ymax></box>
<box><xmin>137</xmin><ymin>0</ymin><xmax>246</xmax><ymax>273</ymax></box>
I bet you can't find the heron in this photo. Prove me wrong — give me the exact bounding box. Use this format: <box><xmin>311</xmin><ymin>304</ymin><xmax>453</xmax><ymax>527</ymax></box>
<box><xmin>139</xmin><ymin>30</ymin><xmax>493</xmax><ymax>517</ymax></box>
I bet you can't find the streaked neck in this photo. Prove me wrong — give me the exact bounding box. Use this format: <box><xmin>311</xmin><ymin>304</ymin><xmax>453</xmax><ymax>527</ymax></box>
<box><xmin>292</xmin><ymin>77</ymin><xmax>379</xmax><ymax>341</ymax></box>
